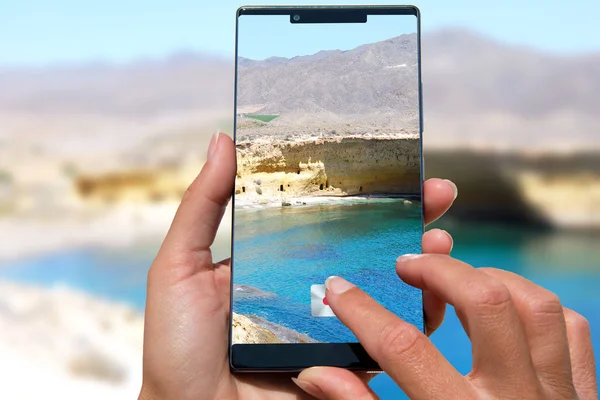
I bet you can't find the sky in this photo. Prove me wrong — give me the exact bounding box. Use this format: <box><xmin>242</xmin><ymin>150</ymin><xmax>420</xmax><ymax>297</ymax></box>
<box><xmin>0</xmin><ymin>0</ymin><xmax>599</xmax><ymax>67</ymax></box>
<box><xmin>238</xmin><ymin>13</ymin><xmax>417</xmax><ymax>59</ymax></box>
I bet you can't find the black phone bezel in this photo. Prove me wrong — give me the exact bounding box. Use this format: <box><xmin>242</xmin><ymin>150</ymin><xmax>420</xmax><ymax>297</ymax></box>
<box><xmin>230</xmin><ymin>4</ymin><xmax>424</xmax><ymax>373</ymax></box>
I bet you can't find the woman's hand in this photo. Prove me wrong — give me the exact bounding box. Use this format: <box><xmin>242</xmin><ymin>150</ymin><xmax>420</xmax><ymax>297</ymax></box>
<box><xmin>295</xmin><ymin>257</ymin><xmax>598</xmax><ymax>400</ymax></box>
<box><xmin>138</xmin><ymin>133</ymin><xmax>458</xmax><ymax>400</ymax></box>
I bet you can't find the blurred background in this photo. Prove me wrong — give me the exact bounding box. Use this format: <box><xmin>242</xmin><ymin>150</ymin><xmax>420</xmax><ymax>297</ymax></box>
<box><xmin>0</xmin><ymin>0</ymin><xmax>598</xmax><ymax>398</ymax></box>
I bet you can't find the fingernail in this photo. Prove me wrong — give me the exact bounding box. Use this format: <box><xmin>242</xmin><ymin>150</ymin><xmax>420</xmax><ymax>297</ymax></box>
<box><xmin>444</xmin><ymin>179</ymin><xmax>458</xmax><ymax>201</ymax></box>
<box><xmin>207</xmin><ymin>130</ymin><xmax>220</xmax><ymax>161</ymax></box>
<box><xmin>444</xmin><ymin>230</ymin><xmax>454</xmax><ymax>252</ymax></box>
<box><xmin>325</xmin><ymin>276</ymin><xmax>355</xmax><ymax>294</ymax></box>
<box><xmin>291</xmin><ymin>377</ymin><xmax>325</xmax><ymax>399</ymax></box>
<box><xmin>396</xmin><ymin>254</ymin><xmax>423</xmax><ymax>262</ymax></box>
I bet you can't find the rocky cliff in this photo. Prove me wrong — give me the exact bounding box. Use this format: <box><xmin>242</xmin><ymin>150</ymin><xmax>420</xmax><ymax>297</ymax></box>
<box><xmin>235</xmin><ymin>137</ymin><xmax>420</xmax><ymax>204</ymax></box>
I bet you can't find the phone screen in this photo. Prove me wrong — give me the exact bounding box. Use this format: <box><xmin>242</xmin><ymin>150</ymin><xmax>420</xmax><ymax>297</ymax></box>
<box><xmin>231</xmin><ymin>7</ymin><xmax>422</xmax><ymax>349</ymax></box>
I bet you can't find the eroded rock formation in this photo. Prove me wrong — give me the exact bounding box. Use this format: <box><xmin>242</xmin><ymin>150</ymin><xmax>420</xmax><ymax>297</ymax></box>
<box><xmin>235</xmin><ymin>137</ymin><xmax>420</xmax><ymax>203</ymax></box>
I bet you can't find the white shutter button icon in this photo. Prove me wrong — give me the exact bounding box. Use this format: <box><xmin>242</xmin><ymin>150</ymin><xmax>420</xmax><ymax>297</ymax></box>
<box><xmin>311</xmin><ymin>284</ymin><xmax>336</xmax><ymax>317</ymax></box>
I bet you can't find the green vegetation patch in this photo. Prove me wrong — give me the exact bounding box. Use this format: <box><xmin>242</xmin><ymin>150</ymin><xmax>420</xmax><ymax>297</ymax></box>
<box><xmin>245</xmin><ymin>114</ymin><xmax>279</xmax><ymax>123</ymax></box>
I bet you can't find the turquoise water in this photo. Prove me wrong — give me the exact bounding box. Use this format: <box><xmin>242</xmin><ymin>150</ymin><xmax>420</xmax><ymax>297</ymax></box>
<box><xmin>233</xmin><ymin>199</ymin><xmax>424</xmax><ymax>342</ymax></box>
<box><xmin>0</xmin><ymin>215</ymin><xmax>598</xmax><ymax>399</ymax></box>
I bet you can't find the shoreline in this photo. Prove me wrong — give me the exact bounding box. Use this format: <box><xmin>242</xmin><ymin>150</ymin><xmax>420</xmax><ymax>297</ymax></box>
<box><xmin>232</xmin><ymin>313</ymin><xmax>316</xmax><ymax>344</ymax></box>
<box><xmin>0</xmin><ymin>202</ymin><xmax>232</xmax><ymax>263</ymax></box>
<box><xmin>234</xmin><ymin>194</ymin><xmax>420</xmax><ymax>209</ymax></box>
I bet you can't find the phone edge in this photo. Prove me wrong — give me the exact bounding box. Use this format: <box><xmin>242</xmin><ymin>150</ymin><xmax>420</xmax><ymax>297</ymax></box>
<box><xmin>229</xmin><ymin>4</ymin><xmax>424</xmax><ymax>372</ymax></box>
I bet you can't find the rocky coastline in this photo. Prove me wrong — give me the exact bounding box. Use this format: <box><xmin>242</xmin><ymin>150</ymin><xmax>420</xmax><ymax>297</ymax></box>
<box><xmin>235</xmin><ymin>136</ymin><xmax>421</xmax><ymax>207</ymax></box>
<box><xmin>232</xmin><ymin>283</ymin><xmax>317</xmax><ymax>344</ymax></box>
<box><xmin>232</xmin><ymin>313</ymin><xmax>316</xmax><ymax>344</ymax></box>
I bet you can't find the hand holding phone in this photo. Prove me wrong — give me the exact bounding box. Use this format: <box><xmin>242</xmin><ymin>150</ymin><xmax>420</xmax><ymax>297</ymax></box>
<box><xmin>138</xmin><ymin>4</ymin><xmax>595</xmax><ymax>397</ymax></box>
<box><xmin>138</xmin><ymin>139</ymin><xmax>596</xmax><ymax>399</ymax></box>
<box><xmin>137</xmin><ymin>131</ymin><xmax>459</xmax><ymax>399</ymax></box>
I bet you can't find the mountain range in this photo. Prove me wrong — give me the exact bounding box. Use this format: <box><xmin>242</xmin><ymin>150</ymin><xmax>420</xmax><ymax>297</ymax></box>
<box><xmin>237</xmin><ymin>33</ymin><xmax>418</xmax><ymax>117</ymax></box>
<box><xmin>0</xmin><ymin>28</ymin><xmax>598</xmax><ymax>150</ymax></box>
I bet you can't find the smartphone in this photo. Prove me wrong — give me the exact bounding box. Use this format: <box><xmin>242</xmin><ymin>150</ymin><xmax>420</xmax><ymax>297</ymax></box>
<box><xmin>230</xmin><ymin>5</ymin><xmax>424</xmax><ymax>372</ymax></box>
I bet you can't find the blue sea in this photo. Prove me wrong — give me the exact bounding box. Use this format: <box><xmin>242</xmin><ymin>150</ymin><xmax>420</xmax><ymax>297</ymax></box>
<box><xmin>233</xmin><ymin>199</ymin><xmax>424</xmax><ymax>342</ymax></box>
<box><xmin>0</xmin><ymin>203</ymin><xmax>599</xmax><ymax>399</ymax></box>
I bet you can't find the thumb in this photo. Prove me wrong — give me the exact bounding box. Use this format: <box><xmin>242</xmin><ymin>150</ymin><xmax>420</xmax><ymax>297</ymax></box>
<box><xmin>293</xmin><ymin>367</ymin><xmax>379</xmax><ymax>400</ymax></box>
<box><xmin>151</xmin><ymin>132</ymin><xmax>236</xmax><ymax>283</ymax></box>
